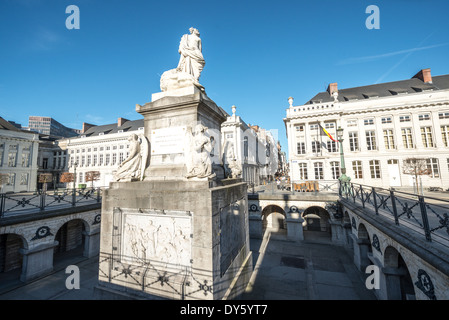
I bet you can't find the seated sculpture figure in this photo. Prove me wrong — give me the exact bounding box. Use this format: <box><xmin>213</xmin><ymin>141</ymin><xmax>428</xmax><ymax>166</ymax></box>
<box><xmin>113</xmin><ymin>134</ymin><xmax>148</xmax><ymax>182</ymax></box>
<box><xmin>185</xmin><ymin>124</ymin><xmax>216</xmax><ymax>179</ymax></box>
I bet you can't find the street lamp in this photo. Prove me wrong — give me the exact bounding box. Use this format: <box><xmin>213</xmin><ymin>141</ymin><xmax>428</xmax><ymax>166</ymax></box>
<box><xmin>73</xmin><ymin>162</ymin><xmax>78</xmax><ymax>189</ymax></box>
<box><xmin>336</xmin><ymin>127</ymin><xmax>351</xmax><ymax>196</ymax></box>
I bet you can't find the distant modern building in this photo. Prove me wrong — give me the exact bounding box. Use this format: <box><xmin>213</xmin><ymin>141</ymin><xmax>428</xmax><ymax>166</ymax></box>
<box><xmin>284</xmin><ymin>68</ymin><xmax>449</xmax><ymax>191</ymax></box>
<box><xmin>0</xmin><ymin>117</ymin><xmax>39</xmax><ymax>193</ymax></box>
<box><xmin>28</xmin><ymin>116</ymin><xmax>80</xmax><ymax>138</ymax></box>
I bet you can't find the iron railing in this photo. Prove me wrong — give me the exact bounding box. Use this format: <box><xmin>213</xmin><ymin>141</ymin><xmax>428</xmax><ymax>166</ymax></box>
<box><xmin>247</xmin><ymin>180</ymin><xmax>340</xmax><ymax>195</ymax></box>
<box><xmin>0</xmin><ymin>187</ymin><xmax>105</xmax><ymax>218</ymax></box>
<box><xmin>339</xmin><ymin>181</ymin><xmax>449</xmax><ymax>246</ymax></box>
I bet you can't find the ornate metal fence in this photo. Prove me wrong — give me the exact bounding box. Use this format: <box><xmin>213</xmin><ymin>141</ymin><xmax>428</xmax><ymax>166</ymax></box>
<box><xmin>339</xmin><ymin>181</ymin><xmax>449</xmax><ymax>246</ymax></box>
<box><xmin>0</xmin><ymin>187</ymin><xmax>104</xmax><ymax>218</ymax></box>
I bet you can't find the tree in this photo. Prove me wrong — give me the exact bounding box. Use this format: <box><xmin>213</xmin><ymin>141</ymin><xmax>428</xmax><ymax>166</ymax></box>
<box><xmin>38</xmin><ymin>173</ymin><xmax>53</xmax><ymax>192</ymax></box>
<box><xmin>402</xmin><ymin>158</ymin><xmax>430</xmax><ymax>195</ymax></box>
<box><xmin>60</xmin><ymin>172</ymin><xmax>75</xmax><ymax>188</ymax></box>
<box><xmin>0</xmin><ymin>173</ymin><xmax>9</xmax><ymax>193</ymax></box>
<box><xmin>85</xmin><ymin>171</ymin><xmax>100</xmax><ymax>188</ymax></box>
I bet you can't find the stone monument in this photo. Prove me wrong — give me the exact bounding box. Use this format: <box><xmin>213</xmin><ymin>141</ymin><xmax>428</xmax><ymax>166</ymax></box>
<box><xmin>95</xmin><ymin>28</ymin><xmax>253</xmax><ymax>300</ymax></box>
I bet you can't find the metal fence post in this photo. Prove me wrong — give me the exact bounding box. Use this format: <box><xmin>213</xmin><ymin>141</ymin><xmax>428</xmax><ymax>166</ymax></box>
<box><xmin>418</xmin><ymin>196</ymin><xmax>432</xmax><ymax>242</ymax></box>
<box><xmin>97</xmin><ymin>187</ymin><xmax>101</xmax><ymax>203</ymax></box>
<box><xmin>0</xmin><ymin>193</ymin><xmax>5</xmax><ymax>218</ymax></box>
<box><xmin>40</xmin><ymin>190</ymin><xmax>45</xmax><ymax>212</ymax></box>
<box><xmin>72</xmin><ymin>187</ymin><xmax>76</xmax><ymax>207</ymax></box>
<box><xmin>360</xmin><ymin>185</ymin><xmax>365</xmax><ymax>208</ymax></box>
<box><xmin>390</xmin><ymin>190</ymin><xmax>399</xmax><ymax>225</ymax></box>
<box><xmin>372</xmin><ymin>187</ymin><xmax>379</xmax><ymax>215</ymax></box>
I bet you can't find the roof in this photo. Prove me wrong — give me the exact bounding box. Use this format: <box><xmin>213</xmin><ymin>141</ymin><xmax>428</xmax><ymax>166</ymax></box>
<box><xmin>0</xmin><ymin>117</ymin><xmax>22</xmax><ymax>132</ymax></box>
<box><xmin>305</xmin><ymin>74</ymin><xmax>449</xmax><ymax>105</ymax></box>
<box><xmin>78</xmin><ymin>118</ymin><xmax>144</xmax><ymax>138</ymax></box>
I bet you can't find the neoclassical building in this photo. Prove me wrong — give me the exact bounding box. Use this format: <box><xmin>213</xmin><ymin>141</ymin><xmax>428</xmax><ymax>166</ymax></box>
<box><xmin>284</xmin><ymin>68</ymin><xmax>449</xmax><ymax>191</ymax></box>
<box><xmin>61</xmin><ymin>118</ymin><xmax>145</xmax><ymax>187</ymax></box>
<box><xmin>0</xmin><ymin>117</ymin><xmax>39</xmax><ymax>193</ymax></box>
<box><xmin>221</xmin><ymin>105</ymin><xmax>278</xmax><ymax>185</ymax></box>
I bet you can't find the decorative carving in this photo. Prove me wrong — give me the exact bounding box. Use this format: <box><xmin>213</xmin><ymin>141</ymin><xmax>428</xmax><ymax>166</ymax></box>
<box><xmin>185</xmin><ymin>124</ymin><xmax>216</xmax><ymax>179</ymax></box>
<box><xmin>113</xmin><ymin>134</ymin><xmax>149</xmax><ymax>182</ymax></box>
<box><xmin>371</xmin><ymin>234</ymin><xmax>381</xmax><ymax>253</ymax></box>
<box><xmin>93</xmin><ymin>214</ymin><xmax>101</xmax><ymax>225</ymax></box>
<box><xmin>222</xmin><ymin>141</ymin><xmax>242</xmax><ymax>179</ymax></box>
<box><xmin>351</xmin><ymin>217</ymin><xmax>357</xmax><ymax>230</ymax></box>
<box><xmin>249</xmin><ymin>204</ymin><xmax>259</xmax><ymax>212</ymax></box>
<box><xmin>415</xmin><ymin>269</ymin><xmax>436</xmax><ymax>300</ymax></box>
<box><xmin>31</xmin><ymin>226</ymin><xmax>53</xmax><ymax>240</ymax></box>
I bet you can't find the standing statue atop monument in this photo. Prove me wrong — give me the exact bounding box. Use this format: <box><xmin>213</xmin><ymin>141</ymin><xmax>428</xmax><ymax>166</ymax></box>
<box><xmin>177</xmin><ymin>27</ymin><xmax>205</xmax><ymax>85</ymax></box>
<box><xmin>160</xmin><ymin>27</ymin><xmax>206</xmax><ymax>92</ymax></box>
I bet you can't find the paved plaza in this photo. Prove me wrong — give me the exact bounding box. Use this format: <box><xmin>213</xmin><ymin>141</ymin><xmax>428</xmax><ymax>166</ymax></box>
<box><xmin>0</xmin><ymin>230</ymin><xmax>376</xmax><ymax>301</ymax></box>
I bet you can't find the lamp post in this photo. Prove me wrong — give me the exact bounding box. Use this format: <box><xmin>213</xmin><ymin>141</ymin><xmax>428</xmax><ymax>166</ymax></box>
<box><xmin>73</xmin><ymin>162</ymin><xmax>78</xmax><ymax>189</ymax></box>
<box><xmin>336</xmin><ymin>127</ymin><xmax>351</xmax><ymax>196</ymax></box>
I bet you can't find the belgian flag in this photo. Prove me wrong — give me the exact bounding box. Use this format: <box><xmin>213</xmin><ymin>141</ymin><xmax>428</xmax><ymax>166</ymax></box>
<box><xmin>319</xmin><ymin>124</ymin><xmax>338</xmax><ymax>142</ymax></box>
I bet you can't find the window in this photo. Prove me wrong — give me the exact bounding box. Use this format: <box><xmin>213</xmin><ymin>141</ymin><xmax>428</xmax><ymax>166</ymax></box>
<box><xmin>327</xmin><ymin>140</ymin><xmax>338</xmax><ymax>153</ymax></box>
<box><xmin>426</xmin><ymin>158</ymin><xmax>440</xmax><ymax>178</ymax></box>
<box><xmin>93</xmin><ymin>154</ymin><xmax>97</xmax><ymax>166</ymax></box>
<box><xmin>310</xmin><ymin>124</ymin><xmax>318</xmax><ymax>131</ymax></box>
<box><xmin>314</xmin><ymin>162</ymin><xmax>323</xmax><ymax>180</ymax></box>
<box><xmin>79</xmin><ymin>172</ymin><xmax>83</xmax><ymax>184</ymax></box>
<box><xmin>401</xmin><ymin>128</ymin><xmax>414</xmax><ymax>148</ymax></box>
<box><xmin>365</xmin><ymin>131</ymin><xmax>377</xmax><ymax>150</ymax></box>
<box><xmin>21</xmin><ymin>153</ymin><xmax>30</xmax><ymax>167</ymax></box>
<box><xmin>383</xmin><ymin>129</ymin><xmax>395</xmax><ymax>149</ymax></box>
<box><xmin>42</xmin><ymin>158</ymin><xmax>48</xmax><ymax>169</ymax></box>
<box><xmin>243</xmin><ymin>136</ymin><xmax>248</xmax><ymax>161</ymax></box>
<box><xmin>381</xmin><ymin>117</ymin><xmax>392</xmax><ymax>124</ymax></box>
<box><xmin>330</xmin><ymin>161</ymin><xmax>340</xmax><ymax>179</ymax></box>
<box><xmin>418</xmin><ymin>114</ymin><xmax>431</xmax><ymax>121</ymax></box>
<box><xmin>105</xmin><ymin>154</ymin><xmax>110</xmax><ymax>166</ymax></box>
<box><xmin>297</xmin><ymin>142</ymin><xmax>306</xmax><ymax>155</ymax></box>
<box><xmin>87</xmin><ymin>155</ymin><xmax>91</xmax><ymax>166</ymax></box>
<box><xmin>441</xmin><ymin>125</ymin><xmax>449</xmax><ymax>147</ymax></box>
<box><xmin>399</xmin><ymin>115</ymin><xmax>411</xmax><ymax>122</ymax></box>
<box><xmin>421</xmin><ymin>127</ymin><xmax>434</xmax><ymax>147</ymax></box>
<box><xmin>347</xmin><ymin>119</ymin><xmax>357</xmax><ymax>127</ymax></box>
<box><xmin>7</xmin><ymin>173</ymin><xmax>15</xmax><ymax>186</ymax></box>
<box><xmin>99</xmin><ymin>154</ymin><xmax>104</xmax><ymax>166</ymax></box>
<box><xmin>295</xmin><ymin>125</ymin><xmax>304</xmax><ymax>132</ymax></box>
<box><xmin>348</xmin><ymin>132</ymin><xmax>359</xmax><ymax>151</ymax></box>
<box><xmin>369</xmin><ymin>160</ymin><xmax>381</xmax><ymax>179</ymax></box>
<box><xmin>112</xmin><ymin>154</ymin><xmax>117</xmax><ymax>165</ymax></box>
<box><xmin>311</xmin><ymin>141</ymin><xmax>321</xmax><ymax>154</ymax></box>
<box><xmin>81</xmin><ymin>156</ymin><xmax>85</xmax><ymax>167</ymax></box>
<box><xmin>352</xmin><ymin>161</ymin><xmax>363</xmax><ymax>179</ymax></box>
<box><xmin>439</xmin><ymin>112</ymin><xmax>449</xmax><ymax>119</ymax></box>
<box><xmin>364</xmin><ymin>118</ymin><xmax>374</xmax><ymax>126</ymax></box>
<box><xmin>298</xmin><ymin>163</ymin><xmax>308</xmax><ymax>180</ymax></box>
<box><xmin>119</xmin><ymin>153</ymin><xmax>124</xmax><ymax>164</ymax></box>
<box><xmin>20</xmin><ymin>173</ymin><xmax>28</xmax><ymax>185</ymax></box>
<box><xmin>324</xmin><ymin>122</ymin><xmax>335</xmax><ymax>129</ymax></box>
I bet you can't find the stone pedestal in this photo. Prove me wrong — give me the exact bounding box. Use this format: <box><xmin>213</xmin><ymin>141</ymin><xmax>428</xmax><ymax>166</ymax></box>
<box><xmin>286</xmin><ymin>213</ymin><xmax>304</xmax><ymax>241</ymax></box>
<box><xmin>83</xmin><ymin>229</ymin><xmax>100</xmax><ymax>258</ymax></box>
<box><xmin>351</xmin><ymin>234</ymin><xmax>371</xmax><ymax>272</ymax></box>
<box><xmin>96</xmin><ymin>90</ymin><xmax>252</xmax><ymax>300</ymax></box>
<box><xmin>19</xmin><ymin>241</ymin><xmax>57</xmax><ymax>282</ymax></box>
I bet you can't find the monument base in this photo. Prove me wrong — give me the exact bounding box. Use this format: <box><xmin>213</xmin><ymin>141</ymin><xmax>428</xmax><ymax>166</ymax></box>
<box><xmin>98</xmin><ymin>178</ymin><xmax>252</xmax><ymax>300</ymax></box>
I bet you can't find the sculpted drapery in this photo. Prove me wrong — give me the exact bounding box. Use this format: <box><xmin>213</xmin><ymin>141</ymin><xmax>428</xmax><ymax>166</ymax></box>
<box><xmin>176</xmin><ymin>27</ymin><xmax>205</xmax><ymax>85</ymax></box>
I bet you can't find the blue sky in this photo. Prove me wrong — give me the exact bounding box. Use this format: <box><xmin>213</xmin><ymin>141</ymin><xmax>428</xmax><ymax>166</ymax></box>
<box><xmin>1</xmin><ymin>0</ymin><xmax>449</xmax><ymax>157</ymax></box>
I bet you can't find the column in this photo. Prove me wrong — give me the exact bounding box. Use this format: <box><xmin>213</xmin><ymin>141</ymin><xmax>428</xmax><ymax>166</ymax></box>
<box><xmin>19</xmin><ymin>241</ymin><xmax>58</xmax><ymax>282</ymax></box>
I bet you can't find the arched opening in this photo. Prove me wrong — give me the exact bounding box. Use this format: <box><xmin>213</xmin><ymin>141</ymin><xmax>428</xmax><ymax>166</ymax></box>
<box><xmin>53</xmin><ymin>219</ymin><xmax>87</xmax><ymax>267</ymax></box>
<box><xmin>302</xmin><ymin>206</ymin><xmax>331</xmax><ymax>241</ymax></box>
<box><xmin>0</xmin><ymin>233</ymin><xmax>26</xmax><ymax>288</ymax></box>
<box><xmin>261</xmin><ymin>205</ymin><xmax>286</xmax><ymax>234</ymax></box>
<box><xmin>384</xmin><ymin>246</ymin><xmax>415</xmax><ymax>300</ymax></box>
<box><xmin>356</xmin><ymin>223</ymin><xmax>372</xmax><ymax>271</ymax></box>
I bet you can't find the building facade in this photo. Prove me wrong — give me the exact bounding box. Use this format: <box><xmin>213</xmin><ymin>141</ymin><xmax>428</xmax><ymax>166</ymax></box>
<box><xmin>0</xmin><ymin>118</ymin><xmax>39</xmax><ymax>193</ymax></box>
<box><xmin>221</xmin><ymin>105</ymin><xmax>278</xmax><ymax>185</ymax></box>
<box><xmin>284</xmin><ymin>68</ymin><xmax>449</xmax><ymax>191</ymax></box>
<box><xmin>60</xmin><ymin>118</ymin><xmax>145</xmax><ymax>188</ymax></box>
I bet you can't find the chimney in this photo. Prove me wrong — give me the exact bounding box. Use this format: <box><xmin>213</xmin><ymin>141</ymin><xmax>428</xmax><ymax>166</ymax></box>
<box><xmin>118</xmin><ymin>117</ymin><xmax>129</xmax><ymax>127</ymax></box>
<box><xmin>413</xmin><ymin>68</ymin><xmax>432</xmax><ymax>83</ymax></box>
<box><xmin>327</xmin><ymin>83</ymin><xmax>338</xmax><ymax>95</ymax></box>
<box><xmin>82</xmin><ymin>122</ymin><xmax>96</xmax><ymax>134</ymax></box>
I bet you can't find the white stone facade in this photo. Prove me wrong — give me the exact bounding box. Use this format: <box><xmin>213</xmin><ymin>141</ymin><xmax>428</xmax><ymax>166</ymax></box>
<box><xmin>0</xmin><ymin>123</ymin><xmax>39</xmax><ymax>193</ymax></box>
<box><xmin>284</xmin><ymin>69</ymin><xmax>449</xmax><ymax>191</ymax></box>
<box><xmin>221</xmin><ymin>106</ymin><xmax>278</xmax><ymax>185</ymax></box>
